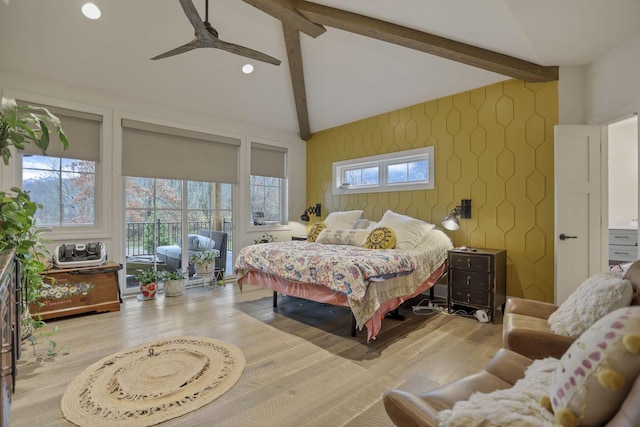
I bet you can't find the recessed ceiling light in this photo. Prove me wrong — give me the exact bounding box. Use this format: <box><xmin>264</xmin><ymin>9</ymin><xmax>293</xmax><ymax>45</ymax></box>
<box><xmin>82</xmin><ymin>3</ymin><xmax>101</xmax><ymax>20</ymax></box>
<box><xmin>242</xmin><ymin>64</ymin><xmax>254</xmax><ymax>74</ymax></box>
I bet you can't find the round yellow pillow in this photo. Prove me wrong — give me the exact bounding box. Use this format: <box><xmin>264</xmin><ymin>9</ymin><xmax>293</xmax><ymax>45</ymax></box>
<box><xmin>307</xmin><ymin>222</ymin><xmax>326</xmax><ymax>242</ymax></box>
<box><xmin>364</xmin><ymin>226</ymin><xmax>396</xmax><ymax>249</ymax></box>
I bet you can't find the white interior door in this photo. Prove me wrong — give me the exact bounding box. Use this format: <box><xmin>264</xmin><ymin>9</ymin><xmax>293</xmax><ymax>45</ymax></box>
<box><xmin>554</xmin><ymin>125</ymin><xmax>603</xmax><ymax>304</ymax></box>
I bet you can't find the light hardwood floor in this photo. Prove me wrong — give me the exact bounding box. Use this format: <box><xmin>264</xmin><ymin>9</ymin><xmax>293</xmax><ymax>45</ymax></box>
<box><xmin>11</xmin><ymin>283</ymin><xmax>503</xmax><ymax>426</ymax></box>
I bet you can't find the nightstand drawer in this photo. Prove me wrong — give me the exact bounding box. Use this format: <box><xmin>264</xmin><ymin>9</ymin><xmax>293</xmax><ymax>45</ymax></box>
<box><xmin>450</xmin><ymin>288</ymin><xmax>490</xmax><ymax>307</ymax></box>
<box><xmin>609</xmin><ymin>245</ymin><xmax>638</xmax><ymax>262</ymax></box>
<box><xmin>449</xmin><ymin>269</ymin><xmax>491</xmax><ymax>291</ymax></box>
<box><xmin>449</xmin><ymin>254</ymin><xmax>490</xmax><ymax>272</ymax></box>
<box><xmin>609</xmin><ymin>229</ymin><xmax>637</xmax><ymax>246</ymax></box>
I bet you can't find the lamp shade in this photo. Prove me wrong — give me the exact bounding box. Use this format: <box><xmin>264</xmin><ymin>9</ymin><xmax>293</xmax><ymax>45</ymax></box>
<box><xmin>441</xmin><ymin>213</ymin><xmax>460</xmax><ymax>231</ymax></box>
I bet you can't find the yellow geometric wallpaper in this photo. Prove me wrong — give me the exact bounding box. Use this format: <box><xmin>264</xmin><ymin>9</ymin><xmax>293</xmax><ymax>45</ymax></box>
<box><xmin>306</xmin><ymin>79</ymin><xmax>558</xmax><ymax>302</ymax></box>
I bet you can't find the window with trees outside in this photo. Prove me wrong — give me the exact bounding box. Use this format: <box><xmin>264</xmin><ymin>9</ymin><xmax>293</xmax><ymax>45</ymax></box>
<box><xmin>250</xmin><ymin>175</ymin><xmax>283</xmax><ymax>225</ymax></box>
<box><xmin>22</xmin><ymin>155</ymin><xmax>96</xmax><ymax>226</ymax></box>
<box><xmin>250</xmin><ymin>142</ymin><xmax>288</xmax><ymax>226</ymax></box>
<box><xmin>332</xmin><ymin>147</ymin><xmax>434</xmax><ymax>195</ymax></box>
<box><xmin>18</xmin><ymin>101</ymin><xmax>102</xmax><ymax>228</ymax></box>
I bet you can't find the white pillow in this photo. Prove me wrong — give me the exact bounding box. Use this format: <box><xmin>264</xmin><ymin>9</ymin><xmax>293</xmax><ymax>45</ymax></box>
<box><xmin>377</xmin><ymin>210</ymin><xmax>435</xmax><ymax>250</ymax></box>
<box><xmin>352</xmin><ymin>219</ymin><xmax>370</xmax><ymax>229</ymax></box>
<box><xmin>548</xmin><ymin>272</ymin><xmax>633</xmax><ymax>337</ymax></box>
<box><xmin>188</xmin><ymin>235</ymin><xmax>216</xmax><ymax>251</ymax></box>
<box><xmin>315</xmin><ymin>229</ymin><xmax>369</xmax><ymax>246</ymax></box>
<box><xmin>323</xmin><ymin>210</ymin><xmax>363</xmax><ymax>230</ymax></box>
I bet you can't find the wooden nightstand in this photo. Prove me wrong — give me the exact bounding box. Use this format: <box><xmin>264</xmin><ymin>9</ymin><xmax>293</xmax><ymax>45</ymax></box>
<box><xmin>447</xmin><ymin>248</ymin><xmax>506</xmax><ymax>323</ymax></box>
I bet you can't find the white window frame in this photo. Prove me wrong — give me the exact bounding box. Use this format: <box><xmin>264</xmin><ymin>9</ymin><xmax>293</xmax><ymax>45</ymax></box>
<box><xmin>246</xmin><ymin>138</ymin><xmax>291</xmax><ymax>232</ymax></box>
<box><xmin>4</xmin><ymin>89</ymin><xmax>111</xmax><ymax>241</ymax></box>
<box><xmin>332</xmin><ymin>146</ymin><xmax>434</xmax><ymax>195</ymax></box>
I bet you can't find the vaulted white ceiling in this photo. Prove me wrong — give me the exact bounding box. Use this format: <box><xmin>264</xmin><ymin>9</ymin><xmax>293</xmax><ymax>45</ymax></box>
<box><xmin>1</xmin><ymin>0</ymin><xmax>639</xmax><ymax>138</ymax></box>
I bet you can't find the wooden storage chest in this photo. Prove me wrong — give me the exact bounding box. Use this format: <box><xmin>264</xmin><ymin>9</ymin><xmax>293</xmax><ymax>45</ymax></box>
<box><xmin>30</xmin><ymin>262</ymin><xmax>122</xmax><ymax>320</ymax></box>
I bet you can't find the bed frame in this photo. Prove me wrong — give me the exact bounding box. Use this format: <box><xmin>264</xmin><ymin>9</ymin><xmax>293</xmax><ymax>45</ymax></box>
<box><xmin>241</xmin><ymin>262</ymin><xmax>447</xmax><ymax>341</ymax></box>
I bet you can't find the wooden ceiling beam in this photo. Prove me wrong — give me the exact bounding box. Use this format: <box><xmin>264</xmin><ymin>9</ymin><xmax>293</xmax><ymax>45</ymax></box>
<box><xmin>282</xmin><ymin>24</ymin><xmax>311</xmax><ymax>140</ymax></box>
<box><xmin>241</xmin><ymin>0</ymin><xmax>326</xmax><ymax>38</ymax></box>
<box><xmin>295</xmin><ymin>1</ymin><xmax>558</xmax><ymax>82</ymax></box>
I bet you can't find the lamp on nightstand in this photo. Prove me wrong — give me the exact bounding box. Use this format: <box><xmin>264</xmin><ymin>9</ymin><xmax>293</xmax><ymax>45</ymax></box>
<box><xmin>442</xmin><ymin>199</ymin><xmax>471</xmax><ymax>231</ymax></box>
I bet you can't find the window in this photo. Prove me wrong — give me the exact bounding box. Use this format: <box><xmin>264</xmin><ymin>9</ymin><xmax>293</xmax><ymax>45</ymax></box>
<box><xmin>250</xmin><ymin>175</ymin><xmax>284</xmax><ymax>225</ymax></box>
<box><xmin>250</xmin><ymin>142</ymin><xmax>288</xmax><ymax>226</ymax></box>
<box><xmin>18</xmin><ymin>102</ymin><xmax>102</xmax><ymax>228</ymax></box>
<box><xmin>23</xmin><ymin>155</ymin><xmax>96</xmax><ymax>226</ymax></box>
<box><xmin>333</xmin><ymin>147</ymin><xmax>434</xmax><ymax>194</ymax></box>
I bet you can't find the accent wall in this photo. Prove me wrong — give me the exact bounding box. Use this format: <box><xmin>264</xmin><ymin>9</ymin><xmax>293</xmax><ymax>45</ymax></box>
<box><xmin>306</xmin><ymin>79</ymin><xmax>558</xmax><ymax>302</ymax></box>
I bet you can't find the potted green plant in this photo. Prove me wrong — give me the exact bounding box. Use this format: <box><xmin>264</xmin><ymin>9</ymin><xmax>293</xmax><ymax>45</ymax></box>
<box><xmin>1</xmin><ymin>97</ymin><xmax>69</xmax><ymax>165</ymax></box>
<box><xmin>136</xmin><ymin>269</ymin><xmax>161</xmax><ymax>300</ymax></box>
<box><xmin>1</xmin><ymin>96</ymin><xmax>69</xmax><ymax>343</ymax></box>
<box><xmin>161</xmin><ymin>270</ymin><xmax>187</xmax><ymax>297</ymax></box>
<box><xmin>0</xmin><ymin>187</ymin><xmax>50</xmax><ymax>339</ymax></box>
<box><xmin>189</xmin><ymin>250</ymin><xmax>220</xmax><ymax>278</ymax></box>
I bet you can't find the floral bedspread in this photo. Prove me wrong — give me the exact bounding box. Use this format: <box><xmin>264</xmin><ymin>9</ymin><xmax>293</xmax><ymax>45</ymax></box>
<box><xmin>234</xmin><ymin>241</ymin><xmax>416</xmax><ymax>302</ymax></box>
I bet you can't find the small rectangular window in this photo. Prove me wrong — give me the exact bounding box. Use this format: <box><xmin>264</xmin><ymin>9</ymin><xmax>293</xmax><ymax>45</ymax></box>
<box><xmin>332</xmin><ymin>147</ymin><xmax>434</xmax><ymax>195</ymax></box>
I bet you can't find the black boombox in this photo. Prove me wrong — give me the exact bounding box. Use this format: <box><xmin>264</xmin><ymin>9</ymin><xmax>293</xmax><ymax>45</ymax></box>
<box><xmin>53</xmin><ymin>242</ymin><xmax>107</xmax><ymax>268</ymax></box>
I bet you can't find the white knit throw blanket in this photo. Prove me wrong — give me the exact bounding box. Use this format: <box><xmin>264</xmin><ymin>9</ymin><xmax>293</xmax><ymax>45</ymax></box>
<box><xmin>438</xmin><ymin>358</ymin><xmax>560</xmax><ymax>427</ymax></box>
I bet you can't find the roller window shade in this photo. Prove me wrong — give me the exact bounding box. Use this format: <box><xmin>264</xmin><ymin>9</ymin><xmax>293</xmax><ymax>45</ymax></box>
<box><xmin>18</xmin><ymin>101</ymin><xmax>102</xmax><ymax>161</ymax></box>
<box><xmin>121</xmin><ymin>119</ymin><xmax>240</xmax><ymax>184</ymax></box>
<box><xmin>251</xmin><ymin>142</ymin><xmax>287</xmax><ymax>179</ymax></box>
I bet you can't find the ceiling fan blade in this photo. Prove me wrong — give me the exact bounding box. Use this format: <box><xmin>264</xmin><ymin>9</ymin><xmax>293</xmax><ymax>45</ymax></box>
<box><xmin>215</xmin><ymin>38</ymin><xmax>282</xmax><ymax>65</ymax></box>
<box><xmin>179</xmin><ymin>0</ymin><xmax>207</xmax><ymax>35</ymax></box>
<box><xmin>151</xmin><ymin>40</ymin><xmax>198</xmax><ymax>60</ymax></box>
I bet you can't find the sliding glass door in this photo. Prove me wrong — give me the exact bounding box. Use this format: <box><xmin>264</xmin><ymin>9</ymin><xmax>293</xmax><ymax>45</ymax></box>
<box><xmin>124</xmin><ymin>177</ymin><xmax>232</xmax><ymax>294</ymax></box>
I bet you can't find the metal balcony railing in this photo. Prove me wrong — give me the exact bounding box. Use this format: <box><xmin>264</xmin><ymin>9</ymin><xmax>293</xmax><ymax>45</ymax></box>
<box><xmin>126</xmin><ymin>219</ymin><xmax>232</xmax><ymax>257</ymax></box>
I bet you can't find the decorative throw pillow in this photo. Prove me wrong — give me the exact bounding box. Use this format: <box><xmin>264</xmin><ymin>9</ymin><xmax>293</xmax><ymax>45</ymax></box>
<box><xmin>548</xmin><ymin>272</ymin><xmax>633</xmax><ymax>337</ymax></box>
<box><xmin>187</xmin><ymin>235</ymin><xmax>216</xmax><ymax>251</ymax></box>
<box><xmin>548</xmin><ymin>306</ymin><xmax>640</xmax><ymax>427</ymax></box>
<box><xmin>315</xmin><ymin>229</ymin><xmax>370</xmax><ymax>246</ymax></box>
<box><xmin>323</xmin><ymin>210</ymin><xmax>364</xmax><ymax>230</ymax></box>
<box><xmin>306</xmin><ymin>222</ymin><xmax>326</xmax><ymax>242</ymax></box>
<box><xmin>364</xmin><ymin>226</ymin><xmax>396</xmax><ymax>249</ymax></box>
<box><xmin>377</xmin><ymin>210</ymin><xmax>435</xmax><ymax>250</ymax></box>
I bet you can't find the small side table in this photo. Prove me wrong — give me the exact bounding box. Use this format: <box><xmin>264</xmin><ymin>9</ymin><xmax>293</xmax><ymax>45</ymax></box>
<box><xmin>447</xmin><ymin>248</ymin><xmax>506</xmax><ymax>322</ymax></box>
<box><xmin>291</xmin><ymin>236</ymin><xmax>308</xmax><ymax>241</ymax></box>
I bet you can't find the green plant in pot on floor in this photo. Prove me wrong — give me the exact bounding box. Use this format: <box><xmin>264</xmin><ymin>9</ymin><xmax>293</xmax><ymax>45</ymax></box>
<box><xmin>136</xmin><ymin>269</ymin><xmax>162</xmax><ymax>300</ymax></box>
<box><xmin>162</xmin><ymin>270</ymin><xmax>187</xmax><ymax>297</ymax></box>
<box><xmin>190</xmin><ymin>250</ymin><xmax>219</xmax><ymax>278</ymax></box>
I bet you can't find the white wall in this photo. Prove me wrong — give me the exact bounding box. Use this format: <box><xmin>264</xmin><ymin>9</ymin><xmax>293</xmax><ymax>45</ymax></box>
<box><xmin>584</xmin><ymin>32</ymin><xmax>640</xmax><ymax>260</ymax></box>
<box><xmin>558</xmin><ymin>66</ymin><xmax>586</xmax><ymax>124</ymax></box>
<box><xmin>0</xmin><ymin>71</ymin><xmax>308</xmax><ymax>283</ymax></box>
<box><xmin>608</xmin><ymin>117</ymin><xmax>638</xmax><ymax>228</ymax></box>
<box><xmin>585</xmin><ymin>33</ymin><xmax>640</xmax><ymax>125</ymax></box>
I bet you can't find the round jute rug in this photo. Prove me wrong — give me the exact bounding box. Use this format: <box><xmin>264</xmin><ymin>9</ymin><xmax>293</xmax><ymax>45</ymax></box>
<box><xmin>61</xmin><ymin>336</ymin><xmax>245</xmax><ymax>426</ymax></box>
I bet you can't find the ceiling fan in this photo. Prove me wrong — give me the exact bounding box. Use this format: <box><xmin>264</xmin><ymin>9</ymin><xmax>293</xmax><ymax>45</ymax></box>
<box><xmin>151</xmin><ymin>0</ymin><xmax>281</xmax><ymax>65</ymax></box>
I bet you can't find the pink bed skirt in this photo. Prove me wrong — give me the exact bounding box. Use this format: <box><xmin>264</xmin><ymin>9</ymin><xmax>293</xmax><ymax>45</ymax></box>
<box><xmin>238</xmin><ymin>262</ymin><xmax>447</xmax><ymax>342</ymax></box>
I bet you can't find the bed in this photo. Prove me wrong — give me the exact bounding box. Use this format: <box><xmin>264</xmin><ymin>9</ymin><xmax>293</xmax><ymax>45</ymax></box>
<box><xmin>234</xmin><ymin>226</ymin><xmax>453</xmax><ymax>342</ymax></box>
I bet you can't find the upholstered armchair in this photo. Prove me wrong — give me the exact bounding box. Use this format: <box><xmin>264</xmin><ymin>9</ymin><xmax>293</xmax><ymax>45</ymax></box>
<box><xmin>384</xmin><ymin>305</ymin><xmax>640</xmax><ymax>427</ymax></box>
<box><xmin>502</xmin><ymin>260</ymin><xmax>640</xmax><ymax>360</ymax></box>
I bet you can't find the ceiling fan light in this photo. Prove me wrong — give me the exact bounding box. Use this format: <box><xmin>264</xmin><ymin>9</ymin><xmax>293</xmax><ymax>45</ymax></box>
<box><xmin>82</xmin><ymin>3</ymin><xmax>101</xmax><ymax>20</ymax></box>
<box><xmin>242</xmin><ymin>64</ymin><xmax>254</xmax><ymax>74</ymax></box>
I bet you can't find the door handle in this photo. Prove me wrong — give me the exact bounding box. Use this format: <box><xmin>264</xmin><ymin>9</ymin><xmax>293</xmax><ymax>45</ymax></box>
<box><xmin>559</xmin><ymin>233</ymin><xmax>578</xmax><ymax>240</ymax></box>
